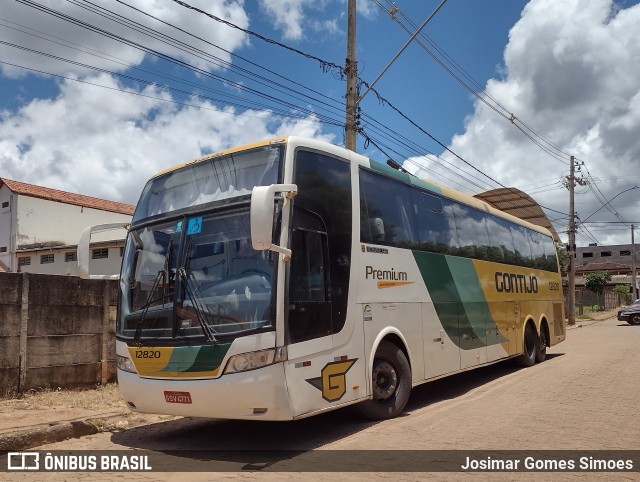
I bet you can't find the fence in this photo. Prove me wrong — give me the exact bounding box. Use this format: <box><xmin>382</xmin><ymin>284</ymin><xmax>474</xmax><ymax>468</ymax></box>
<box><xmin>0</xmin><ymin>273</ymin><xmax>117</xmax><ymax>396</ymax></box>
<box><xmin>568</xmin><ymin>290</ymin><xmax>626</xmax><ymax>314</ymax></box>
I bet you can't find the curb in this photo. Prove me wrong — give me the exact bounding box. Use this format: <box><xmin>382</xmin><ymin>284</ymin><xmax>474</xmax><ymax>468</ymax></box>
<box><xmin>0</xmin><ymin>413</ymin><xmax>126</xmax><ymax>452</ymax></box>
<box><xmin>0</xmin><ymin>420</ymin><xmax>98</xmax><ymax>452</ymax></box>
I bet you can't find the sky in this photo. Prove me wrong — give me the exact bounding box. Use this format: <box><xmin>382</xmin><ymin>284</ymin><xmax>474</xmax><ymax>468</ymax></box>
<box><xmin>1</xmin><ymin>0</ymin><xmax>640</xmax><ymax>247</ymax></box>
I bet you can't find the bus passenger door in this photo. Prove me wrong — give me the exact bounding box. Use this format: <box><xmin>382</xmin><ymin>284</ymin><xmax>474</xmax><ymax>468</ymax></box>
<box><xmin>283</xmin><ymin>227</ymin><xmax>366</xmax><ymax>418</ymax></box>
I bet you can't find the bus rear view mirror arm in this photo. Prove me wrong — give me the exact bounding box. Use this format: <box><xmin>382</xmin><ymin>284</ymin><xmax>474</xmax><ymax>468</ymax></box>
<box><xmin>250</xmin><ymin>184</ymin><xmax>297</xmax><ymax>260</ymax></box>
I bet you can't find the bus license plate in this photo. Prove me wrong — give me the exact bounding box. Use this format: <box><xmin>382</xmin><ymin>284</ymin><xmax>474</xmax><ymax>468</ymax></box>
<box><xmin>164</xmin><ymin>391</ymin><xmax>192</xmax><ymax>404</ymax></box>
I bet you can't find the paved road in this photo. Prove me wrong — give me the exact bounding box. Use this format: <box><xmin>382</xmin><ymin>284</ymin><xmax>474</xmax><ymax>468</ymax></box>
<box><xmin>6</xmin><ymin>315</ymin><xmax>640</xmax><ymax>480</ymax></box>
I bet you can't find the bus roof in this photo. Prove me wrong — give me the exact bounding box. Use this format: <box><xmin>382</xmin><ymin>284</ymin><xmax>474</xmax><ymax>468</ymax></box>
<box><xmin>150</xmin><ymin>135</ymin><xmax>555</xmax><ymax>239</ymax></box>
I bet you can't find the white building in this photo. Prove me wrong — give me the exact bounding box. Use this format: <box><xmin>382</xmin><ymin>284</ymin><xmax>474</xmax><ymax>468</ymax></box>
<box><xmin>0</xmin><ymin>178</ymin><xmax>134</xmax><ymax>276</ymax></box>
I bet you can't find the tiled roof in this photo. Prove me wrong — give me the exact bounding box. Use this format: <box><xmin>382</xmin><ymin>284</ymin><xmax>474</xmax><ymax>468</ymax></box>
<box><xmin>0</xmin><ymin>178</ymin><xmax>134</xmax><ymax>215</ymax></box>
<box><xmin>575</xmin><ymin>262</ymin><xmax>631</xmax><ymax>273</ymax></box>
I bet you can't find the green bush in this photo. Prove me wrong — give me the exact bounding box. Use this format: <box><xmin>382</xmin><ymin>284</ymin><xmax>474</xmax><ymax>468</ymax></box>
<box><xmin>612</xmin><ymin>284</ymin><xmax>632</xmax><ymax>305</ymax></box>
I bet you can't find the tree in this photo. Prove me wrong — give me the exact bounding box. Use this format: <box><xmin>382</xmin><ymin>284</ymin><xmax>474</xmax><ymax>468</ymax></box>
<box><xmin>585</xmin><ymin>271</ymin><xmax>612</xmax><ymax>311</ymax></box>
<box><xmin>612</xmin><ymin>284</ymin><xmax>632</xmax><ymax>305</ymax></box>
<box><xmin>585</xmin><ymin>271</ymin><xmax>612</xmax><ymax>294</ymax></box>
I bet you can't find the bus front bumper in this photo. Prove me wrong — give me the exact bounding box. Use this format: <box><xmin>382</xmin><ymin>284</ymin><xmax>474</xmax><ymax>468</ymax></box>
<box><xmin>117</xmin><ymin>363</ymin><xmax>293</xmax><ymax>421</ymax></box>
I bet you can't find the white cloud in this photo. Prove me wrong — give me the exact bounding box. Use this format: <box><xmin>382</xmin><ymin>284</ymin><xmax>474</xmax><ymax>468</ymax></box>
<box><xmin>0</xmin><ymin>0</ymin><xmax>249</xmax><ymax>77</ymax></box>
<box><xmin>259</xmin><ymin>0</ymin><xmax>369</xmax><ymax>40</ymax></box>
<box><xmin>355</xmin><ymin>0</ymin><xmax>378</xmax><ymax>20</ymax></box>
<box><xmin>0</xmin><ymin>74</ymin><xmax>331</xmax><ymax>204</ymax></box>
<box><xmin>407</xmin><ymin>0</ymin><xmax>640</xmax><ymax>245</ymax></box>
<box><xmin>259</xmin><ymin>0</ymin><xmax>311</xmax><ymax>40</ymax></box>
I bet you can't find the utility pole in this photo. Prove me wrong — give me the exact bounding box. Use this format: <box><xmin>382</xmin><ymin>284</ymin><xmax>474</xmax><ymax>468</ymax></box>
<box><xmin>345</xmin><ymin>0</ymin><xmax>357</xmax><ymax>151</ymax></box>
<box><xmin>565</xmin><ymin>156</ymin><xmax>587</xmax><ymax>325</ymax></box>
<box><xmin>632</xmin><ymin>225</ymin><xmax>637</xmax><ymax>301</ymax></box>
<box><xmin>567</xmin><ymin>156</ymin><xmax>577</xmax><ymax>325</ymax></box>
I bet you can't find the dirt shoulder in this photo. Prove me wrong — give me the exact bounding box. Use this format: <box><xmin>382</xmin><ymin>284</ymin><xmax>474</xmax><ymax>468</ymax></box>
<box><xmin>0</xmin><ymin>384</ymin><xmax>175</xmax><ymax>450</ymax></box>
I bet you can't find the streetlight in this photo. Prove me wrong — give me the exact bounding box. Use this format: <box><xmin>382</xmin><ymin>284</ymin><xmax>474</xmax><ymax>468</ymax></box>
<box><xmin>582</xmin><ymin>185</ymin><xmax>639</xmax><ymax>223</ymax></box>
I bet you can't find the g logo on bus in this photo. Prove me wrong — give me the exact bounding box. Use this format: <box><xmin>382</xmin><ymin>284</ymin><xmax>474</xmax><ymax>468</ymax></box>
<box><xmin>306</xmin><ymin>359</ymin><xmax>357</xmax><ymax>402</ymax></box>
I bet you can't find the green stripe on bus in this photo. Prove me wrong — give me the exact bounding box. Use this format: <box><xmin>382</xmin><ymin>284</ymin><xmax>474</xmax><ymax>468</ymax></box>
<box><xmin>412</xmin><ymin>251</ymin><xmax>504</xmax><ymax>349</ymax></box>
<box><xmin>445</xmin><ymin>257</ymin><xmax>506</xmax><ymax>347</ymax></box>
<box><xmin>162</xmin><ymin>344</ymin><xmax>231</xmax><ymax>372</ymax></box>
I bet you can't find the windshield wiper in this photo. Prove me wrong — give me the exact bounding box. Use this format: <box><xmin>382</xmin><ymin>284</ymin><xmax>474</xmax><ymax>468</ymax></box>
<box><xmin>178</xmin><ymin>267</ymin><xmax>218</xmax><ymax>343</ymax></box>
<box><xmin>133</xmin><ymin>238</ymin><xmax>173</xmax><ymax>345</ymax></box>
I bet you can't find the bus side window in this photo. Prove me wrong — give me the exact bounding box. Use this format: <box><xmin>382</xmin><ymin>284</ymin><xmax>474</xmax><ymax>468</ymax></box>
<box><xmin>528</xmin><ymin>230</ymin><xmax>547</xmax><ymax>269</ymax></box>
<box><xmin>452</xmin><ymin>203</ymin><xmax>490</xmax><ymax>260</ymax></box>
<box><xmin>510</xmin><ymin>225</ymin><xmax>533</xmax><ymax>268</ymax></box>
<box><xmin>359</xmin><ymin>169</ymin><xmax>416</xmax><ymax>247</ymax></box>
<box><xmin>541</xmin><ymin>235</ymin><xmax>559</xmax><ymax>272</ymax></box>
<box><xmin>412</xmin><ymin>191</ymin><xmax>459</xmax><ymax>255</ymax></box>
<box><xmin>369</xmin><ymin>217</ymin><xmax>385</xmax><ymax>242</ymax></box>
<box><xmin>486</xmin><ymin>214</ymin><xmax>513</xmax><ymax>264</ymax></box>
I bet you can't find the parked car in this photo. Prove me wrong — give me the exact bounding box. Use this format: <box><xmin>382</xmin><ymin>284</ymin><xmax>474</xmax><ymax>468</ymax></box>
<box><xmin>617</xmin><ymin>299</ymin><xmax>640</xmax><ymax>325</ymax></box>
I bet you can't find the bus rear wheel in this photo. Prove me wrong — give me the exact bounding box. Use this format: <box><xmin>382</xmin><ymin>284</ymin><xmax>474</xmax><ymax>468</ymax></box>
<box><xmin>535</xmin><ymin>323</ymin><xmax>547</xmax><ymax>363</ymax></box>
<box><xmin>515</xmin><ymin>323</ymin><xmax>536</xmax><ymax>367</ymax></box>
<box><xmin>355</xmin><ymin>341</ymin><xmax>411</xmax><ymax>420</ymax></box>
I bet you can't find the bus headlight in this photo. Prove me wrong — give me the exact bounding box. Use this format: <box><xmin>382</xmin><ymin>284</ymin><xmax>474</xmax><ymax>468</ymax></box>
<box><xmin>117</xmin><ymin>355</ymin><xmax>137</xmax><ymax>374</ymax></box>
<box><xmin>223</xmin><ymin>347</ymin><xmax>287</xmax><ymax>375</ymax></box>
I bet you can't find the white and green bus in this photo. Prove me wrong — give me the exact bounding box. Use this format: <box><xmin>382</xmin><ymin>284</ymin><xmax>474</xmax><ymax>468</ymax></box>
<box><xmin>116</xmin><ymin>136</ymin><xmax>565</xmax><ymax>420</ymax></box>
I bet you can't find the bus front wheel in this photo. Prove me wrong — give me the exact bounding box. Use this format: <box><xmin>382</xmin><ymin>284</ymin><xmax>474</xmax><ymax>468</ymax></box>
<box><xmin>355</xmin><ymin>341</ymin><xmax>411</xmax><ymax>420</ymax></box>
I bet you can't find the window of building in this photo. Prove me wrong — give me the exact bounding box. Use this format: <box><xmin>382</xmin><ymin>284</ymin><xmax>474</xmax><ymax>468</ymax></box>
<box><xmin>92</xmin><ymin>248</ymin><xmax>109</xmax><ymax>259</ymax></box>
<box><xmin>65</xmin><ymin>252</ymin><xmax>77</xmax><ymax>262</ymax></box>
<box><xmin>41</xmin><ymin>254</ymin><xmax>54</xmax><ymax>264</ymax></box>
<box><xmin>583</xmin><ymin>252</ymin><xmax>593</xmax><ymax>258</ymax></box>
<box><xmin>620</xmin><ymin>250</ymin><xmax>631</xmax><ymax>256</ymax></box>
<box><xmin>0</xmin><ymin>246</ymin><xmax>6</xmax><ymax>253</ymax></box>
<box><xmin>601</xmin><ymin>251</ymin><xmax>612</xmax><ymax>257</ymax></box>
<box><xmin>18</xmin><ymin>257</ymin><xmax>31</xmax><ymax>266</ymax></box>
<box><xmin>1</xmin><ymin>201</ymin><xmax>8</xmax><ymax>209</ymax></box>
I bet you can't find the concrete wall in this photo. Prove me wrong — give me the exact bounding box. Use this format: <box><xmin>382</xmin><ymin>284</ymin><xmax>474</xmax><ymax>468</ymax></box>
<box><xmin>0</xmin><ymin>273</ymin><xmax>117</xmax><ymax>396</ymax></box>
<box><xmin>576</xmin><ymin>244</ymin><xmax>637</xmax><ymax>266</ymax></box>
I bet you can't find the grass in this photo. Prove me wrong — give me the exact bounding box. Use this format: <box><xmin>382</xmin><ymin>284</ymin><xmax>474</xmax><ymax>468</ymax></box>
<box><xmin>1</xmin><ymin>383</ymin><xmax>126</xmax><ymax>411</ymax></box>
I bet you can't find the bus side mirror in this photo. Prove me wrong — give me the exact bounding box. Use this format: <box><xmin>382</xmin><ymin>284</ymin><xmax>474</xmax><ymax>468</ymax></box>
<box><xmin>250</xmin><ymin>184</ymin><xmax>297</xmax><ymax>258</ymax></box>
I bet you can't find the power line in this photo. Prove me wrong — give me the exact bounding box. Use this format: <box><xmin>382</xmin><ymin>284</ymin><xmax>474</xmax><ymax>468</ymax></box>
<box><xmin>160</xmin><ymin>0</ymin><xmax>508</xmax><ymax>191</ymax></box>
<box><xmin>167</xmin><ymin>0</ymin><xmax>345</xmax><ymax>75</ymax></box>
<box><xmin>0</xmin><ymin>59</ymin><xmax>338</xmax><ymax>128</ymax></box>
<box><xmin>10</xmin><ymin>0</ymin><xmax>347</xmax><ymax>126</ymax></box>
<box><xmin>9</xmin><ymin>0</ymin><xmax>581</xmax><ymax>227</ymax></box>
<box><xmin>374</xmin><ymin>0</ymin><xmax>570</xmax><ymax>166</ymax></box>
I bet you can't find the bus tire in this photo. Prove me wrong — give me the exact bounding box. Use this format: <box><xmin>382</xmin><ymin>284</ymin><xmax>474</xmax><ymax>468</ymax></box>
<box><xmin>535</xmin><ymin>323</ymin><xmax>547</xmax><ymax>363</ymax></box>
<box><xmin>355</xmin><ymin>341</ymin><xmax>411</xmax><ymax>420</ymax></box>
<box><xmin>515</xmin><ymin>323</ymin><xmax>536</xmax><ymax>367</ymax></box>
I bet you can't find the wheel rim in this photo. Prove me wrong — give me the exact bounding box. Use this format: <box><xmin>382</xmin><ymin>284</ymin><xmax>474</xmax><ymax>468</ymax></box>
<box><xmin>633</xmin><ymin>315</ymin><xmax>640</xmax><ymax>325</ymax></box>
<box><xmin>372</xmin><ymin>360</ymin><xmax>398</xmax><ymax>401</ymax></box>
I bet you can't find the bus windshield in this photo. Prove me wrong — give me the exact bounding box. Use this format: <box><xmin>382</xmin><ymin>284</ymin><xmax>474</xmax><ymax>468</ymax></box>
<box><xmin>132</xmin><ymin>145</ymin><xmax>282</xmax><ymax>223</ymax></box>
<box><xmin>118</xmin><ymin>211</ymin><xmax>276</xmax><ymax>342</ymax></box>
